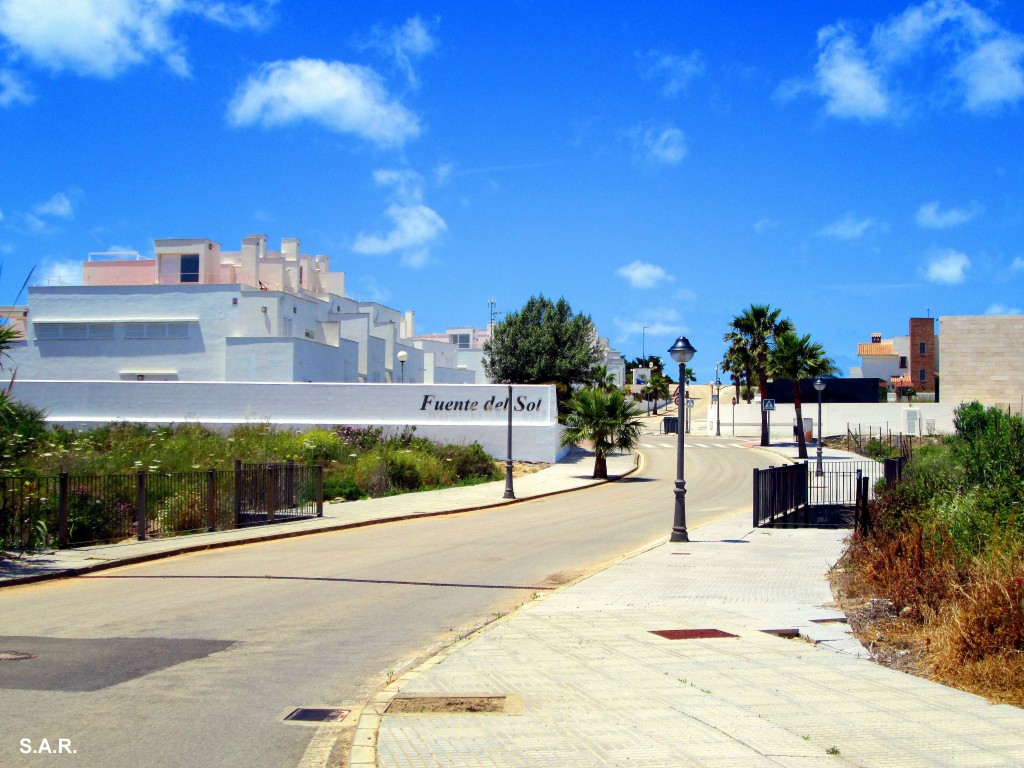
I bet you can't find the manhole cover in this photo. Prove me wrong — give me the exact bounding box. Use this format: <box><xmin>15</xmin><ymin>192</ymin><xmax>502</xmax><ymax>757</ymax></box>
<box><xmin>387</xmin><ymin>696</ymin><xmax>507</xmax><ymax>714</ymax></box>
<box><xmin>0</xmin><ymin>650</ymin><xmax>37</xmax><ymax>661</ymax></box>
<box><xmin>649</xmin><ymin>629</ymin><xmax>738</xmax><ymax>640</ymax></box>
<box><xmin>284</xmin><ymin>708</ymin><xmax>350</xmax><ymax>723</ymax></box>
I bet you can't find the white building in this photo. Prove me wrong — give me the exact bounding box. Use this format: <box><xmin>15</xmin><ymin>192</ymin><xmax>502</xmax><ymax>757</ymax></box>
<box><xmin>6</xmin><ymin>235</ymin><xmax>472</xmax><ymax>386</ymax></box>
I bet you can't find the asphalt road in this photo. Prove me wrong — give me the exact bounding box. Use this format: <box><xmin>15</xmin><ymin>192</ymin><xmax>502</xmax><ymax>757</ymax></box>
<box><xmin>0</xmin><ymin>436</ymin><xmax>775</xmax><ymax>768</ymax></box>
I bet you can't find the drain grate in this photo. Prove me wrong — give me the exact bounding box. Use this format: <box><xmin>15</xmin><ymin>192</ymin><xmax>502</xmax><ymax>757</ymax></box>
<box><xmin>387</xmin><ymin>695</ymin><xmax>508</xmax><ymax>714</ymax></box>
<box><xmin>0</xmin><ymin>650</ymin><xmax>37</xmax><ymax>661</ymax></box>
<box><xmin>649</xmin><ymin>629</ymin><xmax>738</xmax><ymax>640</ymax></box>
<box><xmin>761</xmin><ymin>628</ymin><xmax>801</xmax><ymax>639</ymax></box>
<box><xmin>284</xmin><ymin>708</ymin><xmax>350</xmax><ymax>723</ymax></box>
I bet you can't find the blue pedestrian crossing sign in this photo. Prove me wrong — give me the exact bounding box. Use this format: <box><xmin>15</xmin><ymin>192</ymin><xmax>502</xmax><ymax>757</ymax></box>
<box><xmin>762</xmin><ymin>399</ymin><xmax>776</xmax><ymax>412</ymax></box>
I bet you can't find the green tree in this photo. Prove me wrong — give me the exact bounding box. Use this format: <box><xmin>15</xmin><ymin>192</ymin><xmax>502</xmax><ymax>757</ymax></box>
<box><xmin>642</xmin><ymin>373</ymin><xmax>671</xmax><ymax>415</ymax></box>
<box><xmin>484</xmin><ymin>295</ymin><xmax>601</xmax><ymax>408</ymax></box>
<box><xmin>588</xmin><ymin>364</ymin><xmax>618</xmax><ymax>392</ymax></box>
<box><xmin>768</xmin><ymin>331</ymin><xmax>838</xmax><ymax>459</ymax></box>
<box><xmin>724</xmin><ymin>304</ymin><xmax>794</xmax><ymax>446</ymax></box>
<box><xmin>560</xmin><ymin>387</ymin><xmax>645</xmax><ymax>479</ymax></box>
<box><xmin>721</xmin><ymin>340</ymin><xmax>754</xmax><ymax>404</ymax></box>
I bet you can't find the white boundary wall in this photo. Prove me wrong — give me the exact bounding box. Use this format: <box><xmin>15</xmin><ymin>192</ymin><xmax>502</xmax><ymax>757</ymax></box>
<box><xmin>9</xmin><ymin>380</ymin><xmax>565</xmax><ymax>463</ymax></box>
<box><xmin>712</xmin><ymin>401</ymin><xmax>959</xmax><ymax>439</ymax></box>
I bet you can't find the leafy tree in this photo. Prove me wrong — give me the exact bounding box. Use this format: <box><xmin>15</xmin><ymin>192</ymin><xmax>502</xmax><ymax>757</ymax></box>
<box><xmin>626</xmin><ymin>355</ymin><xmax>665</xmax><ymax>385</ymax></box>
<box><xmin>560</xmin><ymin>387</ymin><xmax>645</xmax><ymax>479</ymax></box>
<box><xmin>724</xmin><ymin>304</ymin><xmax>794</xmax><ymax>446</ymax></box>
<box><xmin>768</xmin><ymin>332</ymin><xmax>838</xmax><ymax>459</ymax></box>
<box><xmin>484</xmin><ymin>295</ymin><xmax>601</xmax><ymax>407</ymax></box>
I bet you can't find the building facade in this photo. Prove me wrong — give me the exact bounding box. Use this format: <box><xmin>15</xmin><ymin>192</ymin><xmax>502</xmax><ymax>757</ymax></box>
<box><xmin>6</xmin><ymin>235</ymin><xmax>472</xmax><ymax>386</ymax></box>
<box><xmin>939</xmin><ymin>314</ymin><xmax>1024</xmax><ymax>411</ymax></box>
<box><xmin>851</xmin><ymin>318</ymin><xmax>938</xmax><ymax>396</ymax></box>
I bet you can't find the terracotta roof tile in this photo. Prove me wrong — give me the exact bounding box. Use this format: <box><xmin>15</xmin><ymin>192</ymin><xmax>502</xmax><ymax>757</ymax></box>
<box><xmin>858</xmin><ymin>342</ymin><xmax>894</xmax><ymax>356</ymax></box>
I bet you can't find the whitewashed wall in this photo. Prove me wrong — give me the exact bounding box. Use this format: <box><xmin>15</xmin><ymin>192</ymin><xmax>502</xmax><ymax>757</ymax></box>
<box><xmin>716</xmin><ymin>401</ymin><xmax>958</xmax><ymax>439</ymax></box>
<box><xmin>8</xmin><ymin>380</ymin><xmax>564</xmax><ymax>462</ymax></box>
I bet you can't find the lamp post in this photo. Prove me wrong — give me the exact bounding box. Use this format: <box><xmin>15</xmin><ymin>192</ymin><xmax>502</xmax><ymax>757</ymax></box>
<box><xmin>397</xmin><ymin>350</ymin><xmax>408</xmax><ymax>383</ymax></box>
<box><xmin>668</xmin><ymin>335</ymin><xmax>696</xmax><ymax>542</ymax></box>
<box><xmin>503</xmin><ymin>384</ymin><xmax>515</xmax><ymax>499</ymax></box>
<box><xmin>814</xmin><ymin>377</ymin><xmax>825</xmax><ymax>476</ymax></box>
<box><xmin>715</xmin><ymin>375</ymin><xmax>722</xmax><ymax>437</ymax></box>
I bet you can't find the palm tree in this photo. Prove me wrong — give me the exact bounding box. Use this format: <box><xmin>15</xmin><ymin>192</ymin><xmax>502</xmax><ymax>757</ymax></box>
<box><xmin>560</xmin><ymin>387</ymin><xmax>645</xmax><ymax>479</ymax></box>
<box><xmin>588</xmin><ymin>364</ymin><xmax>618</xmax><ymax>392</ymax></box>
<box><xmin>768</xmin><ymin>332</ymin><xmax>838</xmax><ymax>459</ymax></box>
<box><xmin>643</xmin><ymin>373</ymin><xmax>671</xmax><ymax>415</ymax></box>
<box><xmin>721</xmin><ymin>341</ymin><xmax>754</xmax><ymax>404</ymax></box>
<box><xmin>724</xmin><ymin>304</ymin><xmax>794</xmax><ymax>446</ymax></box>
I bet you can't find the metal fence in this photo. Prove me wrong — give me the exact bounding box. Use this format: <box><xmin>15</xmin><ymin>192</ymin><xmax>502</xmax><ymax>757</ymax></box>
<box><xmin>1</xmin><ymin>461</ymin><xmax>323</xmax><ymax>550</ymax></box>
<box><xmin>753</xmin><ymin>459</ymin><xmax>884</xmax><ymax>529</ymax></box>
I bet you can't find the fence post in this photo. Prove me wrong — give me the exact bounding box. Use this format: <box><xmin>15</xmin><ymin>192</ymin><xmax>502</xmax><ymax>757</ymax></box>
<box><xmin>265</xmin><ymin>465</ymin><xmax>276</xmax><ymax>523</ymax></box>
<box><xmin>233</xmin><ymin>459</ymin><xmax>242</xmax><ymax>527</ymax></box>
<box><xmin>752</xmin><ymin>468</ymin><xmax>760</xmax><ymax>527</ymax></box>
<box><xmin>316</xmin><ymin>464</ymin><xmax>324</xmax><ymax>517</ymax></box>
<box><xmin>286</xmin><ymin>459</ymin><xmax>295</xmax><ymax>509</ymax></box>
<box><xmin>57</xmin><ymin>472</ymin><xmax>69</xmax><ymax>548</ymax></box>
<box><xmin>136</xmin><ymin>471</ymin><xmax>147</xmax><ymax>541</ymax></box>
<box><xmin>206</xmin><ymin>469</ymin><xmax>216</xmax><ymax>532</ymax></box>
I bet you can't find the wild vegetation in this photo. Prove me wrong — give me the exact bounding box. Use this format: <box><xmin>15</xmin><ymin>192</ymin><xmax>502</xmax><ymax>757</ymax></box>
<box><xmin>837</xmin><ymin>402</ymin><xmax>1024</xmax><ymax>705</ymax></box>
<box><xmin>1</xmin><ymin>419</ymin><xmax>502</xmax><ymax>499</ymax></box>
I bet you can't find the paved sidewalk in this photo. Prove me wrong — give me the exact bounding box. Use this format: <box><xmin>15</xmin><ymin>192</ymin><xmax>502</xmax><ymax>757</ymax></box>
<box><xmin>370</xmin><ymin>512</ymin><xmax>1024</xmax><ymax>768</ymax></box>
<box><xmin>0</xmin><ymin>447</ymin><xmax>637</xmax><ymax>587</ymax></box>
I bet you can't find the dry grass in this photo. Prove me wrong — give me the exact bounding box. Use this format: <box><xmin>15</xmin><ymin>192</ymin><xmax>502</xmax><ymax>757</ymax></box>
<box><xmin>836</xmin><ymin>524</ymin><xmax>1024</xmax><ymax>707</ymax></box>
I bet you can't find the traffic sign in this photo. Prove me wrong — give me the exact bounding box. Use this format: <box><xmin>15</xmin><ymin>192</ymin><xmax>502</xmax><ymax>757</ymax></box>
<box><xmin>685</xmin><ymin>399</ymin><xmax>695</xmax><ymax>409</ymax></box>
<box><xmin>762</xmin><ymin>399</ymin><xmax>776</xmax><ymax>412</ymax></box>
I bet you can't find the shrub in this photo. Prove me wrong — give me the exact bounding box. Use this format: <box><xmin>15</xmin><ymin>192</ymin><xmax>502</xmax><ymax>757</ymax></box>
<box><xmin>154</xmin><ymin>488</ymin><xmax>206</xmax><ymax>535</ymax></box>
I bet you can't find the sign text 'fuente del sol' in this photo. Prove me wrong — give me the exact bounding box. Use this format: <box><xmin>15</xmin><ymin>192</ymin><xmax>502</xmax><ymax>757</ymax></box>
<box><xmin>419</xmin><ymin>394</ymin><xmax>543</xmax><ymax>413</ymax></box>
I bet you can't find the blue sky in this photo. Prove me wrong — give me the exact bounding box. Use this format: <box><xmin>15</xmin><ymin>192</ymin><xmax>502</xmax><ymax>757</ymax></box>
<box><xmin>1</xmin><ymin>1</ymin><xmax>1023</xmax><ymax>381</ymax></box>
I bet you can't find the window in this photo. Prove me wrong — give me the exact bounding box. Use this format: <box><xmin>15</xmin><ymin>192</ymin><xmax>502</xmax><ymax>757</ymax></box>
<box><xmin>35</xmin><ymin>322</ymin><xmax>114</xmax><ymax>340</ymax></box>
<box><xmin>125</xmin><ymin>322</ymin><xmax>189</xmax><ymax>339</ymax></box>
<box><xmin>919</xmin><ymin>342</ymin><xmax>926</xmax><ymax>355</ymax></box>
<box><xmin>898</xmin><ymin>356</ymin><xmax>907</xmax><ymax>369</ymax></box>
<box><xmin>919</xmin><ymin>369</ymin><xmax>926</xmax><ymax>382</ymax></box>
<box><xmin>449</xmin><ymin>333</ymin><xmax>471</xmax><ymax>349</ymax></box>
<box><xmin>180</xmin><ymin>254</ymin><xmax>199</xmax><ymax>283</ymax></box>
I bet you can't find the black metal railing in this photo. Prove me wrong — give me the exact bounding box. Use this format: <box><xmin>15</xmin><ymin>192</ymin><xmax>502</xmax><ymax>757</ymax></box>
<box><xmin>1</xmin><ymin>462</ymin><xmax>323</xmax><ymax>550</ymax></box>
<box><xmin>753</xmin><ymin>459</ymin><xmax>885</xmax><ymax>529</ymax></box>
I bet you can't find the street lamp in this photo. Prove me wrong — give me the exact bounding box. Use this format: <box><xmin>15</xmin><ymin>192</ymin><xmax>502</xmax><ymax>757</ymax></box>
<box><xmin>715</xmin><ymin>376</ymin><xmax>722</xmax><ymax>437</ymax></box>
<box><xmin>814</xmin><ymin>377</ymin><xmax>825</xmax><ymax>476</ymax></box>
<box><xmin>668</xmin><ymin>335</ymin><xmax>696</xmax><ymax>542</ymax></box>
<box><xmin>397</xmin><ymin>350</ymin><xmax>408</xmax><ymax>383</ymax></box>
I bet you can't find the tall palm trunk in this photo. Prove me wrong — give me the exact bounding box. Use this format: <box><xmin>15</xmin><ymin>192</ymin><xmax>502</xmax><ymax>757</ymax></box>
<box><xmin>593</xmin><ymin>449</ymin><xmax>607</xmax><ymax>479</ymax></box>
<box><xmin>758</xmin><ymin>352</ymin><xmax>769</xmax><ymax>446</ymax></box>
<box><xmin>792</xmin><ymin>380</ymin><xmax>807</xmax><ymax>459</ymax></box>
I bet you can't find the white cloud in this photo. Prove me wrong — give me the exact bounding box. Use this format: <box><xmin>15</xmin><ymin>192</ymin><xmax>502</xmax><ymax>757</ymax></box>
<box><xmin>925</xmin><ymin>249</ymin><xmax>971</xmax><ymax>284</ymax></box>
<box><xmin>228</xmin><ymin>58</ymin><xmax>420</xmax><ymax>148</ymax></box>
<box><xmin>376</xmin><ymin>16</ymin><xmax>438</xmax><ymax>89</ymax></box>
<box><xmin>636</xmin><ymin>126</ymin><xmax>687</xmax><ymax>165</ymax></box>
<box><xmin>753</xmin><ymin>217</ymin><xmax>779</xmax><ymax>234</ymax></box>
<box><xmin>818</xmin><ymin>213</ymin><xmax>879</xmax><ymax>240</ymax></box>
<box><xmin>0</xmin><ymin>68</ymin><xmax>32</xmax><ymax>106</ymax></box>
<box><xmin>815</xmin><ymin>24</ymin><xmax>891</xmax><ymax>119</ymax></box>
<box><xmin>641</xmin><ymin>49</ymin><xmax>704</xmax><ymax>96</ymax></box>
<box><xmin>612</xmin><ymin>309</ymin><xmax>684</xmax><ymax>344</ymax></box>
<box><xmin>0</xmin><ymin>0</ymin><xmax>273</xmax><ymax>80</ymax></box>
<box><xmin>1011</xmin><ymin>256</ymin><xmax>1024</xmax><ymax>272</ymax></box>
<box><xmin>616</xmin><ymin>261</ymin><xmax>674</xmax><ymax>289</ymax></box>
<box><xmin>915</xmin><ymin>200</ymin><xmax>980</xmax><ymax>228</ymax></box>
<box><xmin>788</xmin><ymin>1</ymin><xmax>1024</xmax><ymax>119</ymax></box>
<box><xmin>352</xmin><ymin>168</ymin><xmax>446</xmax><ymax>267</ymax></box>
<box><xmin>985</xmin><ymin>303</ymin><xmax>1022</xmax><ymax>315</ymax></box>
<box><xmin>954</xmin><ymin>36</ymin><xmax>1024</xmax><ymax>111</ymax></box>
<box><xmin>34</xmin><ymin>192</ymin><xmax>73</xmax><ymax>219</ymax></box>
